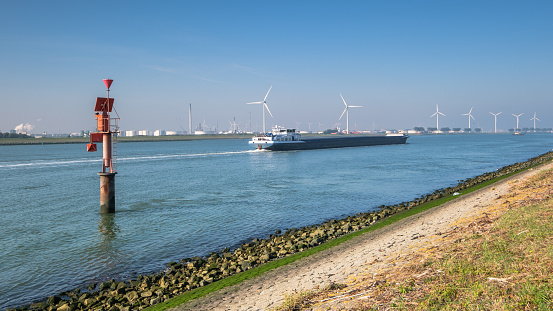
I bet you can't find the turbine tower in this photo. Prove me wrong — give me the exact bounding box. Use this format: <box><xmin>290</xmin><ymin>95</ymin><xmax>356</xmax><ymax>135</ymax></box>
<box><xmin>247</xmin><ymin>86</ymin><xmax>273</xmax><ymax>133</ymax></box>
<box><xmin>462</xmin><ymin>107</ymin><xmax>475</xmax><ymax>129</ymax></box>
<box><xmin>530</xmin><ymin>112</ymin><xmax>540</xmax><ymax>131</ymax></box>
<box><xmin>339</xmin><ymin>93</ymin><xmax>362</xmax><ymax>134</ymax></box>
<box><xmin>430</xmin><ymin>105</ymin><xmax>445</xmax><ymax>131</ymax></box>
<box><xmin>489</xmin><ymin>112</ymin><xmax>501</xmax><ymax>133</ymax></box>
<box><xmin>512</xmin><ymin>113</ymin><xmax>523</xmax><ymax>131</ymax></box>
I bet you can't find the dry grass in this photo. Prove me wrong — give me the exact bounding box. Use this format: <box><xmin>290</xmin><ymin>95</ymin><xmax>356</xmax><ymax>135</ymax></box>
<box><xmin>282</xmin><ymin>169</ymin><xmax>553</xmax><ymax>310</ymax></box>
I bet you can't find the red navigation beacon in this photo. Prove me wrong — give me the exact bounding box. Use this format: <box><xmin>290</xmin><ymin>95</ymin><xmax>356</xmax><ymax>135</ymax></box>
<box><xmin>87</xmin><ymin>79</ymin><xmax>119</xmax><ymax>174</ymax></box>
<box><xmin>88</xmin><ymin>79</ymin><xmax>119</xmax><ymax>213</ymax></box>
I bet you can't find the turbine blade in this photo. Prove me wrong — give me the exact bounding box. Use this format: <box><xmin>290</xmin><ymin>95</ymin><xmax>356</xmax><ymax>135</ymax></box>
<box><xmin>340</xmin><ymin>93</ymin><xmax>347</xmax><ymax>107</ymax></box>
<box><xmin>349</xmin><ymin>105</ymin><xmax>362</xmax><ymax>108</ymax></box>
<box><xmin>264</xmin><ymin>103</ymin><xmax>273</xmax><ymax>117</ymax></box>
<box><xmin>264</xmin><ymin>86</ymin><xmax>272</xmax><ymax>102</ymax></box>
<box><xmin>470</xmin><ymin>115</ymin><xmax>475</xmax><ymax>120</ymax></box>
<box><xmin>439</xmin><ymin>112</ymin><xmax>446</xmax><ymax>116</ymax></box>
<box><xmin>339</xmin><ymin>107</ymin><xmax>347</xmax><ymax>120</ymax></box>
<box><xmin>247</xmin><ymin>101</ymin><xmax>263</xmax><ymax>105</ymax></box>
<box><xmin>430</xmin><ymin>112</ymin><xmax>437</xmax><ymax>117</ymax></box>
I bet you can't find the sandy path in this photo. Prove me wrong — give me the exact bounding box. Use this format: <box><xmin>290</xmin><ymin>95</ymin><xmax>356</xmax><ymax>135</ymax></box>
<box><xmin>170</xmin><ymin>162</ymin><xmax>553</xmax><ymax>311</ymax></box>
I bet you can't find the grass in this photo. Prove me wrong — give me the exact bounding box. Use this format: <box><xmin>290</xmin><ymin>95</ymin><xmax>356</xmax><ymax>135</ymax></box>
<box><xmin>324</xmin><ymin>167</ymin><xmax>553</xmax><ymax>311</ymax></box>
<box><xmin>416</xmin><ymin>198</ymin><xmax>553</xmax><ymax>310</ymax></box>
<box><xmin>144</xmin><ymin>163</ymin><xmax>537</xmax><ymax>311</ymax></box>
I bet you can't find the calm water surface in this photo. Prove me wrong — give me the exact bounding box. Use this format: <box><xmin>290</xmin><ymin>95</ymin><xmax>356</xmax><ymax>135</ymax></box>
<box><xmin>1</xmin><ymin>134</ymin><xmax>552</xmax><ymax>309</ymax></box>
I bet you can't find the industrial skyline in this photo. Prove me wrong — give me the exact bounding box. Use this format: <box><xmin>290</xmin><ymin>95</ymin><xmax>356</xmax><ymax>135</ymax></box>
<box><xmin>1</xmin><ymin>1</ymin><xmax>552</xmax><ymax>134</ymax></box>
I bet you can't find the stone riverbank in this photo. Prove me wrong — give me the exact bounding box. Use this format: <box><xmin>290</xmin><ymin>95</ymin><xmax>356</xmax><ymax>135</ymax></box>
<box><xmin>9</xmin><ymin>151</ymin><xmax>553</xmax><ymax>311</ymax></box>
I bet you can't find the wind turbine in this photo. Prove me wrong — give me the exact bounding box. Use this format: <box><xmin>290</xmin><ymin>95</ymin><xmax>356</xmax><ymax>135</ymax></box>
<box><xmin>512</xmin><ymin>113</ymin><xmax>523</xmax><ymax>131</ymax></box>
<box><xmin>339</xmin><ymin>93</ymin><xmax>362</xmax><ymax>134</ymax></box>
<box><xmin>247</xmin><ymin>86</ymin><xmax>273</xmax><ymax>133</ymax></box>
<box><xmin>295</xmin><ymin>121</ymin><xmax>301</xmax><ymax>130</ymax></box>
<box><xmin>530</xmin><ymin>112</ymin><xmax>540</xmax><ymax>132</ymax></box>
<box><xmin>307</xmin><ymin>122</ymin><xmax>313</xmax><ymax>132</ymax></box>
<box><xmin>462</xmin><ymin>107</ymin><xmax>475</xmax><ymax>129</ymax></box>
<box><xmin>229</xmin><ymin>117</ymin><xmax>239</xmax><ymax>133</ymax></box>
<box><xmin>490</xmin><ymin>112</ymin><xmax>502</xmax><ymax>133</ymax></box>
<box><xmin>318</xmin><ymin>121</ymin><xmax>324</xmax><ymax>132</ymax></box>
<box><xmin>430</xmin><ymin>105</ymin><xmax>445</xmax><ymax>131</ymax></box>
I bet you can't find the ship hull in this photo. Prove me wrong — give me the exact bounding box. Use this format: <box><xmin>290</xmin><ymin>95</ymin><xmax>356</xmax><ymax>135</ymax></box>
<box><xmin>251</xmin><ymin>135</ymin><xmax>408</xmax><ymax>151</ymax></box>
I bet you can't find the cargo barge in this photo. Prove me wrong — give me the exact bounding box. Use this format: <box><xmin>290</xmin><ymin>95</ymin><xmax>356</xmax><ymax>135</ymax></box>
<box><xmin>249</xmin><ymin>127</ymin><xmax>409</xmax><ymax>151</ymax></box>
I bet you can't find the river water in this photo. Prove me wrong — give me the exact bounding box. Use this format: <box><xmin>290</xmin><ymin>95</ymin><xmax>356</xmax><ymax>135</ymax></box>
<box><xmin>1</xmin><ymin>134</ymin><xmax>552</xmax><ymax>309</ymax></box>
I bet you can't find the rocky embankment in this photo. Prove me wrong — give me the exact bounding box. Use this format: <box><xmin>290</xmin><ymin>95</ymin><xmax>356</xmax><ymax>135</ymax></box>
<box><xmin>11</xmin><ymin>151</ymin><xmax>553</xmax><ymax>311</ymax></box>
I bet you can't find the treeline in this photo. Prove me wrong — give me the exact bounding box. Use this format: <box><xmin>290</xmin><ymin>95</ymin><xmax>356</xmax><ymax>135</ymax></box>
<box><xmin>0</xmin><ymin>132</ymin><xmax>32</xmax><ymax>138</ymax></box>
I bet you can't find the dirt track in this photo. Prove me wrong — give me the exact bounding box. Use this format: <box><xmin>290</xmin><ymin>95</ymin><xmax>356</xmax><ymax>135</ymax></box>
<box><xmin>170</xmin><ymin>162</ymin><xmax>553</xmax><ymax>311</ymax></box>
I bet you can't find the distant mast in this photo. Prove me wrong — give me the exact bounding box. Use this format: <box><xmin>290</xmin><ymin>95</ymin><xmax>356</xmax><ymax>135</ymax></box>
<box><xmin>188</xmin><ymin>103</ymin><xmax>192</xmax><ymax>135</ymax></box>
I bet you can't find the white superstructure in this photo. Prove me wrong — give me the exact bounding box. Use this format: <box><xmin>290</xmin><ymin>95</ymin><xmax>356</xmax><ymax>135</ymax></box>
<box><xmin>249</xmin><ymin>126</ymin><xmax>303</xmax><ymax>150</ymax></box>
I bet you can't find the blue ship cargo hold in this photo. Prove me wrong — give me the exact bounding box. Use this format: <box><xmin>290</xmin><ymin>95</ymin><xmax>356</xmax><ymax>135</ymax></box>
<box><xmin>249</xmin><ymin>127</ymin><xmax>409</xmax><ymax>151</ymax></box>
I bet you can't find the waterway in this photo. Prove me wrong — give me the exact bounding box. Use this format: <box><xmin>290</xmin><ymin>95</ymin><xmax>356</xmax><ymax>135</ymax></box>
<box><xmin>1</xmin><ymin>134</ymin><xmax>552</xmax><ymax>309</ymax></box>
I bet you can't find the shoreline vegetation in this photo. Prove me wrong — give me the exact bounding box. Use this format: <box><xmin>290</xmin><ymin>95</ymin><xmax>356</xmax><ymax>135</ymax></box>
<box><xmin>8</xmin><ymin>151</ymin><xmax>553</xmax><ymax>311</ymax></box>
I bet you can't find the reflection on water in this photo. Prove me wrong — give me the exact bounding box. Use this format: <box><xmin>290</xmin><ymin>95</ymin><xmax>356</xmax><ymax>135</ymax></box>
<box><xmin>98</xmin><ymin>213</ymin><xmax>119</xmax><ymax>243</ymax></box>
<box><xmin>95</xmin><ymin>214</ymin><xmax>122</xmax><ymax>272</ymax></box>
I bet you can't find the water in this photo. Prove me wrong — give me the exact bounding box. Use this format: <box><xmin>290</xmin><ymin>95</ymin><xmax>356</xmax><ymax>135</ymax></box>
<box><xmin>1</xmin><ymin>134</ymin><xmax>552</xmax><ymax>309</ymax></box>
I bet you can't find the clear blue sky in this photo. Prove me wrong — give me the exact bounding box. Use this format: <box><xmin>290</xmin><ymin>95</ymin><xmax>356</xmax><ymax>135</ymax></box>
<box><xmin>1</xmin><ymin>1</ymin><xmax>552</xmax><ymax>133</ymax></box>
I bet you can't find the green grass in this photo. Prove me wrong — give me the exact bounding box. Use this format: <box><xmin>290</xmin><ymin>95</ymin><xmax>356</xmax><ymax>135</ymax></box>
<box><xmin>144</xmin><ymin>163</ymin><xmax>537</xmax><ymax>311</ymax></box>
<box><xmin>416</xmin><ymin>172</ymin><xmax>553</xmax><ymax>310</ymax></box>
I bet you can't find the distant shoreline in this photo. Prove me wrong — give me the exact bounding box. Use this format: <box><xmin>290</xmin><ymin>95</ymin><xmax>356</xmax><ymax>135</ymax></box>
<box><xmin>0</xmin><ymin>132</ymin><xmax>540</xmax><ymax>146</ymax></box>
<box><xmin>0</xmin><ymin>134</ymin><xmax>252</xmax><ymax>146</ymax></box>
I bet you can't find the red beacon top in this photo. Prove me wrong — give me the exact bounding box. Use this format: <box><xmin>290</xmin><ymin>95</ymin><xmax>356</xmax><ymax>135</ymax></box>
<box><xmin>103</xmin><ymin>79</ymin><xmax>113</xmax><ymax>90</ymax></box>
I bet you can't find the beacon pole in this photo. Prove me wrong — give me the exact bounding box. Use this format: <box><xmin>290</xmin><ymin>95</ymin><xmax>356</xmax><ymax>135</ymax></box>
<box><xmin>87</xmin><ymin>79</ymin><xmax>119</xmax><ymax>213</ymax></box>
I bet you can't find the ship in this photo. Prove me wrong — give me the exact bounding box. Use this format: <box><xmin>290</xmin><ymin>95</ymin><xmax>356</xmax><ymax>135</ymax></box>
<box><xmin>249</xmin><ymin>126</ymin><xmax>409</xmax><ymax>151</ymax></box>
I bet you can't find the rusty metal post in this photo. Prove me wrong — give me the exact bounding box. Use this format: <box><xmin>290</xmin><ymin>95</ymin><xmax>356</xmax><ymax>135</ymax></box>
<box><xmin>102</xmin><ymin>128</ymin><xmax>112</xmax><ymax>173</ymax></box>
<box><xmin>98</xmin><ymin>172</ymin><xmax>116</xmax><ymax>213</ymax></box>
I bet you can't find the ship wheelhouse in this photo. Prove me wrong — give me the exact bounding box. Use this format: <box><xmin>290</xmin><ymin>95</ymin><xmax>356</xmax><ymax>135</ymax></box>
<box><xmin>248</xmin><ymin>126</ymin><xmax>302</xmax><ymax>149</ymax></box>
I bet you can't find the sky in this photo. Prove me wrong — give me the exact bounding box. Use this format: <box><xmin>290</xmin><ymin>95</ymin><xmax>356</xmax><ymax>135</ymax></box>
<box><xmin>1</xmin><ymin>1</ymin><xmax>552</xmax><ymax>134</ymax></box>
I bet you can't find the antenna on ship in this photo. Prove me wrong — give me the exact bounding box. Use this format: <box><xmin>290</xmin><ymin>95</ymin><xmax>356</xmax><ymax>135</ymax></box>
<box><xmin>247</xmin><ymin>86</ymin><xmax>273</xmax><ymax>133</ymax></box>
<box><xmin>339</xmin><ymin>93</ymin><xmax>362</xmax><ymax>134</ymax></box>
<box><xmin>87</xmin><ymin>79</ymin><xmax>119</xmax><ymax>213</ymax></box>
<box><xmin>490</xmin><ymin>112</ymin><xmax>502</xmax><ymax>133</ymax></box>
<box><xmin>430</xmin><ymin>105</ymin><xmax>445</xmax><ymax>132</ymax></box>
